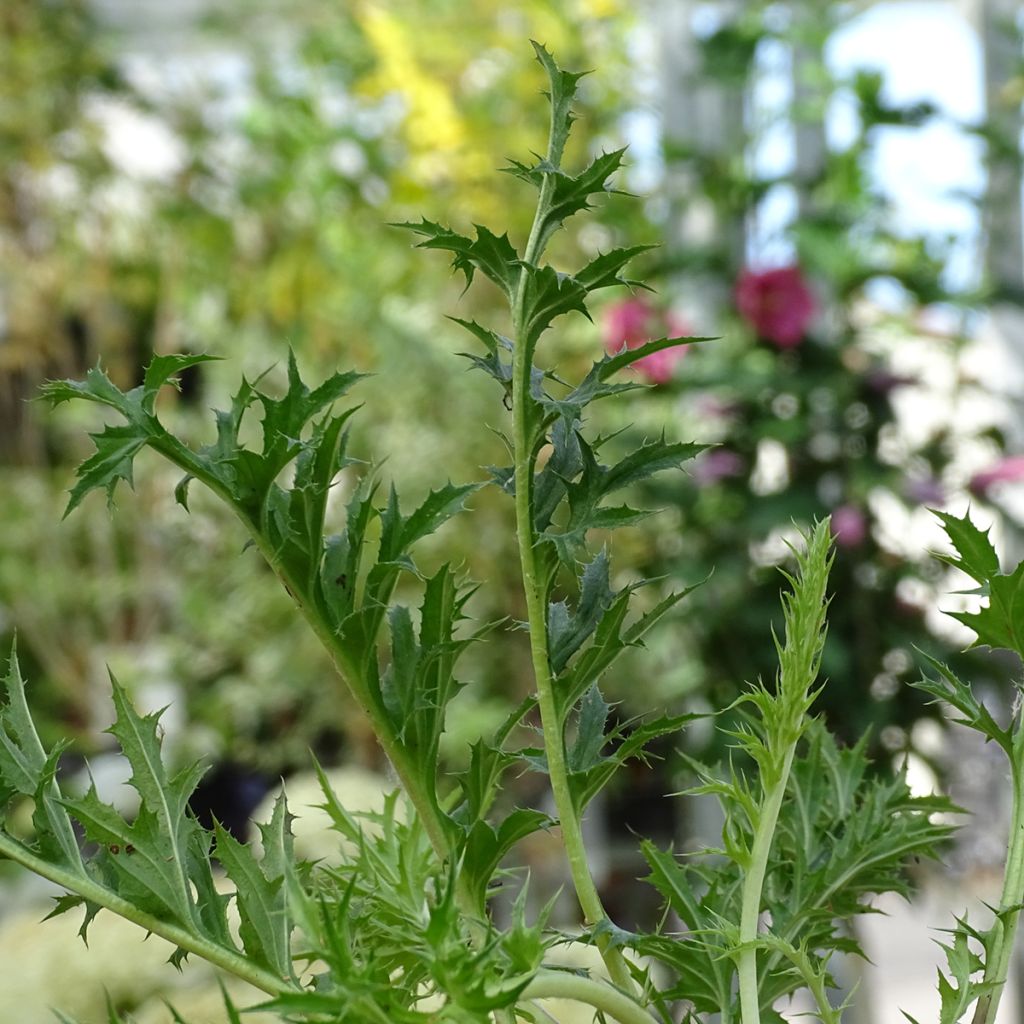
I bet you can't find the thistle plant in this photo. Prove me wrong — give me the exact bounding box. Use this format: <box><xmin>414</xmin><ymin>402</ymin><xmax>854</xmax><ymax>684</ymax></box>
<box><xmin>2</xmin><ymin>43</ymin><xmax>1023</xmax><ymax>1024</ymax></box>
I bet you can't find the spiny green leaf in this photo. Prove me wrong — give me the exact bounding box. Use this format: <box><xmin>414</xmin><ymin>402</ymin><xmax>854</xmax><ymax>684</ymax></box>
<box><xmin>462</xmin><ymin>808</ymin><xmax>552</xmax><ymax>908</ymax></box>
<box><xmin>400</xmin><ymin>481</ymin><xmax>484</xmax><ymax>553</ymax></box>
<box><xmin>392</xmin><ymin>219</ymin><xmax>520</xmax><ymax>297</ymax></box>
<box><xmin>530</xmin><ymin>40</ymin><xmax>589</xmax><ymax>168</ymax></box>
<box><xmin>64</xmin><ymin>425</ymin><xmax>148</xmax><ymax>516</ymax></box>
<box><xmin>215</xmin><ymin>794</ymin><xmax>293</xmax><ymax>978</ymax></box>
<box><xmin>596</xmin><ymin>334</ymin><xmax>716</xmax><ymax>381</ymax></box>
<box><xmin>913</xmin><ymin>654</ymin><xmax>1012</xmax><ymax>754</ymax></box>
<box><xmin>603</xmin><ymin>435</ymin><xmax>708</xmax><ymax>494</ymax></box>
<box><xmin>319</xmin><ymin>474</ymin><xmax>379</xmax><ymax>625</ymax></box>
<box><xmin>567</xmin><ymin>685</ymin><xmax>611</xmax><ymax>772</ymax></box>
<box><xmin>933</xmin><ymin>509</ymin><xmax>1000</xmax><ymax>582</ymax></box>
<box><xmin>951</xmin><ymin>561</ymin><xmax>1024</xmax><ymax>655</ymax></box>
<box><xmin>569</xmin><ymin>704</ymin><xmax>697</xmax><ymax>813</ymax></box>
<box><xmin>141</xmin><ymin>354</ymin><xmax>221</xmax><ymax>414</ymax></box>
<box><xmin>562</xmin><ymin>578</ymin><xmax>707</xmax><ymax>712</ymax></box>
<box><xmin>532</xmin><ymin>149</ymin><xmax>629</xmax><ymax>252</ymax></box>
<box><xmin>548</xmin><ymin>550</ymin><xmax>615</xmax><ymax>675</ymax></box>
<box><xmin>0</xmin><ymin>644</ymin><xmax>83</xmax><ymax>871</ymax></box>
<box><xmin>544</xmin><ymin>434</ymin><xmax>705</xmax><ymax>565</ymax></box>
<box><xmin>520</xmin><ymin>264</ymin><xmax>589</xmax><ymax>358</ymax></box>
<box><xmin>453</xmin><ymin>696</ymin><xmax>536</xmax><ymax>826</ymax></box>
<box><xmin>40</xmin><ymin>364</ymin><xmax>133</xmax><ymax>414</ymax></box>
<box><xmin>574</xmin><ymin>245</ymin><xmax>657</xmax><ymax>292</ymax></box>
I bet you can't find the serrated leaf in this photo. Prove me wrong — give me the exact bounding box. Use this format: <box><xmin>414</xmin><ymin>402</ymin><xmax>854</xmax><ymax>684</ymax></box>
<box><xmin>319</xmin><ymin>474</ymin><xmax>379</xmax><ymax>625</ymax></box>
<box><xmin>933</xmin><ymin>509</ymin><xmax>1000</xmax><ymax>582</ymax></box>
<box><xmin>543</xmin><ymin>434</ymin><xmax>705</xmax><ymax>564</ymax></box>
<box><xmin>567</xmin><ymin>685</ymin><xmax>611</xmax><ymax>772</ymax></box>
<box><xmin>0</xmin><ymin>644</ymin><xmax>83</xmax><ymax>871</ymax></box>
<box><xmin>40</xmin><ymin>364</ymin><xmax>133</xmax><ymax>414</ymax></box>
<box><xmin>532</xmin><ymin>149</ymin><xmax>629</xmax><ymax>253</ymax></box>
<box><xmin>463</xmin><ymin>808</ymin><xmax>551</xmax><ymax>907</ymax></box>
<box><xmin>595</xmin><ymin>334</ymin><xmax>716</xmax><ymax>381</ymax></box>
<box><xmin>548</xmin><ymin>550</ymin><xmax>615</xmax><ymax>675</ymax></box>
<box><xmin>913</xmin><ymin>654</ymin><xmax>1012</xmax><ymax>753</ymax></box>
<box><xmin>392</xmin><ymin>219</ymin><xmax>520</xmax><ymax>297</ymax></box>
<box><xmin>603</xmin><ymin>435</ymin><xmax>708</xmax><ymax>493</ymax></box>
<box><xmin>951</xmin><ymin>561</ymin><xmax>1024</xmax><ymax>655</ymax></box>
<box><xmin>400</xmin><ymin>481</ymin><xmax>483</xmax><ymax>554</ymax></box>
<box><xmin>215</xmin><ymin>795</ymin><xmax>293</xmax><ymax>978</ymax></box>
<box><xmin>520</xmin><ymin>264</ymin><xmax>589</xmax><ymax>360</ymax></box>
<box><xmin>57</xmin><ymin>678</ymin><xmax>213</xmax><ymax>930</ymax></box>
<box><xmin>64</xmin><ymin>425</ymin><xmax>148</xmax><ymax>516</ymax></box>
<box><xmin>142</xmin><ymin>354</ymin><xmax>221</xmax><ymax>414</ymax></box>
<box><xmin>530</xmin><ymin>41</ymin><xmax>589</xmax><ymax>167</ymax></box>
<box><xmin>454</xmin><ymin>696</ymin><xmax>536</xmax><ymax>826</ymax></box>
<box><xmin>574</xmin><ymin>245</ymin><xmax>657</xmax><ymax>292</ymax></box>
<box><xmin>560</xmin><ymin>576</ymin><xmax>706</xmax><ymax>713</ymax></box>
<box><xmin>570</xmin><ymin>708</ymin><xmax>697</xmax><ymax>813</ymax></box>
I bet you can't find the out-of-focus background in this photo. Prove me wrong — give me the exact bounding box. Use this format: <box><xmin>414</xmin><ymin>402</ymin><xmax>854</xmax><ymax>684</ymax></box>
<box><xmin>2</xmin><ymin>1</ymin><xmax>1024</xmax><ymax>1021</ymax></box>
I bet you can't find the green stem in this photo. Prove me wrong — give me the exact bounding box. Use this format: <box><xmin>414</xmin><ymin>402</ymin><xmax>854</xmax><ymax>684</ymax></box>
<box><xmin>504</xmin><ymin>77</ymin><xmax>638</xmax><ymax>1000</ymax></box>
<box><xmin>519</xmin><ymin>971</ymin><xmax>657</xmax><ymax>1024</ymax></box>
<box><xmin>737</xmin><ymin>746</ymin><xmax>797</xmax><ymax>1024</ymax></box>
<box><xmin>0</xmin><ymin>830</ymin><xmax>294</xmax><ymax>997</ymax></box>
<box><xmin>973</xmin><ymin>726</ymin><xmax>1024</xmax><ymax>1024</ymax></box>
<box><xmin>508</xmin><ymin>229</ymin><xmax>635</xmax><ymax>1001</ymax></box>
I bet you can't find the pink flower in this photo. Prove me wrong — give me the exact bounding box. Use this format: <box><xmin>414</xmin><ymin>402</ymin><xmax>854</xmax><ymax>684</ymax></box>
<box><xmin>969</xmin><ymin>456</ymin><xmax>1024</xmax><ymax>497</ymax></box>
<box><xmin>691</xmin><ymin>448</ymin><xmax>744</xmax><ymax>486</ymax></box>
<box><xmin>830</xmin><ymin>504</ymin><xmax>867</xmax><ymax>547</ymax></box>
<box><xmin>735</xmin><ymin>266</ymin><xmax>815</xmax><ymax>348</ymax></box>
<box><xmin>602</xmin><ymin>297</ymin><xmax>690</xmax><ymax>385</ymax></box>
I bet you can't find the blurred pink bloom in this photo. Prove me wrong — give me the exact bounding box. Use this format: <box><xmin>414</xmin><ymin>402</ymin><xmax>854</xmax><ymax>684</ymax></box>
<box><xmin>969</xmin><ymin>456</ymin><xmax>1024</xmax><ymax>497</ymax></box>
<box><xmin>603</xmin><ymin>297</ymin><xmax>690</xmax><ymax>385</ymax></box>
<box><xmin>830</xmin><ymin>504</ymin><xmax>867</xmax><ymax>547</ymax></box>
<box><xmin>735</xmin><ymin>266</ymin><xmax>815</xmax><ymax>348</ymax></box>
<box><xmin>691</xmin><ymin>448</ymin><xmax>744</xmax><ymax>486</ymax></box>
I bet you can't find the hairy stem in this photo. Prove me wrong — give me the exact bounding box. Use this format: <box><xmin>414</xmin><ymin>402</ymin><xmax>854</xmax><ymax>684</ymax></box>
<box><xmin>0</xmin><ymin>830</ymin><xmax>294</xmax><ymax>997</ymax></box>
<box><xmin>519</xmin><ymin>971</ymin><xmax>657</xmax><ymax>1024</ymax></box>
<box><xmin>973</xmin><ymin>725</ymin><xmax>1024</xmax><ymax>1024</ymax></box>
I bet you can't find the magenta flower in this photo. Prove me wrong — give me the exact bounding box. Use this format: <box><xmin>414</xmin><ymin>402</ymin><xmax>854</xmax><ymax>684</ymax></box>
<box><xmin>602</xmin><ymin>297</ymin><xmax>690</xmax><ymax>385</ymax></box>
<box><xmin>830</xmin><ymin>504</ymin><xmax>868</xmax><ymax>547</ymax></box>
<box><xmin>735</xmin><ymin>266</ymin><xmax>815</xmax><ymax>348</ymax></box>
<box><xmin>969</xmin><ymin>455</ymin><xmax>1024</xmax><ymax>497</ymax></box>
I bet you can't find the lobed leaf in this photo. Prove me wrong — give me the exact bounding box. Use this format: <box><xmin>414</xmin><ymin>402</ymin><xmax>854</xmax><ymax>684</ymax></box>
<box><xmin>215</xmin><ymin>794</ymin><xmax>293</xmax><ymax>979</ymax></box>
<box><xmin>392</xmin><ymin>219</ymin><xmax>520</xmax><ymax>297</ymax></box>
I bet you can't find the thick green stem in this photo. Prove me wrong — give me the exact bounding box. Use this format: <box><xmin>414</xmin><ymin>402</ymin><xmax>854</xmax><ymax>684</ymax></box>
<box><xmin>519</xmin><ymin>970</ymin><xmax>657</xmax><ymax>1024</ymax></box>
<box><xmin>738</xmin><ymin>747</ymin><xmax>797</xmax><ymax>1024</ymax></box>
<box><xmin>973</xmin><ymin>727</ymin><xmax>1024</xmax><ymax>1024</ymax></box>
<box><xmin>0</xmin><ymin>830</ymin><xmax>293</xmax><ymax>997</ymax></box>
